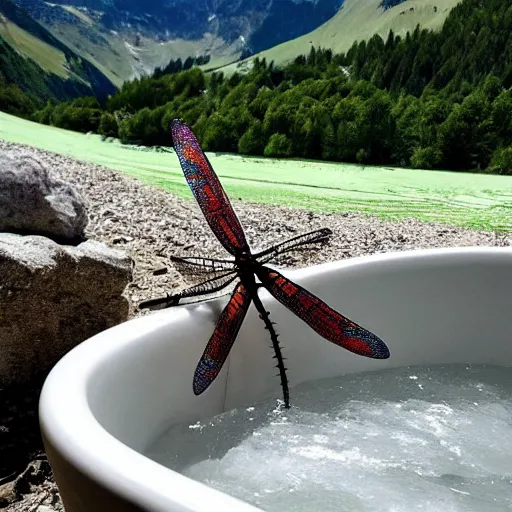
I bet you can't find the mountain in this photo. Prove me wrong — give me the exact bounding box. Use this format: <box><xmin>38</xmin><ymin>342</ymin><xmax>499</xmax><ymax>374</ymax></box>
<box><xmin>12</xmin><ymin>0</ymin><xmax>343</xmax><ymax>83</ymax></box>
<box><xmin>0</xmin><ymin>0</ymin><xmax>116</xmax><ymax>101</ymax></box>
<box><xmin>2</xmin><ymin>0</ymin><xmax>462</xmax><ymax>100</ymax></box>
<box><xmin>22</xmin><ymin>0</ymin><xmax>343</xmax><ymax>49</ymax></box>
<box><xmin>224</xmin><ymin>0</ymin><xmax>462</xmax><ymax>72</ymax></box>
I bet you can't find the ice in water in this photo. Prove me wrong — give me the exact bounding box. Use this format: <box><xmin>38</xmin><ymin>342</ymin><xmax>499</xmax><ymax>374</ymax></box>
<box><xmin>146</xmin><ymin>365</ymin><xmax>512</xmax><ymax>512</ymax></box>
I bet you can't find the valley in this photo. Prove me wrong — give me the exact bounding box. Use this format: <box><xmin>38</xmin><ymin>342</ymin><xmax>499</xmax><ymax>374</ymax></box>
<box><xmin>1</xmin><ymin>0</ymin><xmax>461</xmax><ymax>91</ymax></box>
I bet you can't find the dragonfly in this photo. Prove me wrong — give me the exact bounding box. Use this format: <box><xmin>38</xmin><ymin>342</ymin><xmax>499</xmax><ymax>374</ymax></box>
<box><xmin>139</xmin><ymin>119</ymin><xmax>390</xmax><ymax>408</ymax></box>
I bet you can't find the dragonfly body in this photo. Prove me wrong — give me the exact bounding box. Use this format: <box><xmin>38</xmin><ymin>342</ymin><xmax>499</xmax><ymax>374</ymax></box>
<box><xmin>140</xmin><ymin>119</ymin><xmax>390</xmax><ymax>408</ymax></box>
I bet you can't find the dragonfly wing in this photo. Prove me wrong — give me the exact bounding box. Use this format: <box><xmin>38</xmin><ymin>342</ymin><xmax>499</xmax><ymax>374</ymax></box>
<box><xmin>254</xmin><ymin>228</ymin><xmax>333</xmax><ymax>264</ymax></box>
<box><xmin>171</xmin><ymin>119</ymin><xmax>250</xmax><ymax>256</ymax></box>
<box><xmin>172</xmin><ymin>271</ymin><xmax>238</xmax><ymax>301</ymax></box>
<box><xmin>170</xmin><ymin>255</ymin><xmax>235</xmax><ymax>277</ymax></box>
<box><xmin>139</xmin><ymin>271</ymin><xmax>238</xmax><ymax>310</ymax></box>
<box><xmin>194</xmin><ymin>281</ymin><xmax>252</xmax><ymax>395</ymax></box>
<box><xmin>255</xmin><ymin>266</ymin><xmax>390</xmax><ymax>359</ymax></box>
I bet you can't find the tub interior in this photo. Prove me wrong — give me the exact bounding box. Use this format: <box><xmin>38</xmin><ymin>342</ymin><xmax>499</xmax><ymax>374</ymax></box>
<box><xmin>86</xmin><ymin>250</ymin><xmax>512</xmax><ymax>458</ymax></box>
<box><xmin>147</xmin><ymin>362</ymin><xmax>512</xmax><ymax>512</ymax></box>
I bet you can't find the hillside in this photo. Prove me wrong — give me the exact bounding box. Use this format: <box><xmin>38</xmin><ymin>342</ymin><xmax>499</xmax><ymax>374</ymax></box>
<box><xmin>13</xmin><ymin>0</ymin><xmax>343</xmax><ymax>83</ymax></box>
<box><xmin>4</xmin><ymin>0</ymin><xmax>462</xmax><ymax>86</ymax></box>
<box><xmin>222</xmin><ymin>0</ymin><xmax>461</xmax><ymax>73</ymax></box>
<box><xmin>13</xmin><ymin>0</ymin><xmax>228</xmax><ymax>85</ymax></box>
<box><xmin>0</xmin><ymin>0</ymin><xmax>116</xmax><ymax>100</ymax></box>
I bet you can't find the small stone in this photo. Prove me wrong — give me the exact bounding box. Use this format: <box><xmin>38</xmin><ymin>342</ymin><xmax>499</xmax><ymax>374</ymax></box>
<box><xmin>112</xmin><ymin>235</ymin><xmax>134</xmax><ymax>244</ymax></box>
<box><xmin>0</xmin><ymin>481</ymin><xmax>16</xmax><ymax>506</ymax></box>
<box><xmin>153</xmin><ymin>266</ymin><xmax>168</xmax><ymax>276</ymax></box>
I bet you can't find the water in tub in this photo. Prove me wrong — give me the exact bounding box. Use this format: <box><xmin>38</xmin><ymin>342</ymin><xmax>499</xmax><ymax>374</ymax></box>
<box><xmin>146</xmin><ymin>364</ymin><xmax>512</xmax><ymax>512</ymax></box>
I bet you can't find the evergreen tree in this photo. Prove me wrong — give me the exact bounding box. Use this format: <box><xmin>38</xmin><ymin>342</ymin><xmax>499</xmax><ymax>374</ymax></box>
<box><xmin>98</xmin><ymin>112</ymin><xmax>118</xmax><ymax>138</ymax></box>
<box><xmin>238</xmin><ymin>120</ymin><xmax>267</xmax><ymax>155</ymax></box>
<box><xmin>264</xmin><ymin>133</ymin><xmax>293</xmax><ymax>157</ymax></box>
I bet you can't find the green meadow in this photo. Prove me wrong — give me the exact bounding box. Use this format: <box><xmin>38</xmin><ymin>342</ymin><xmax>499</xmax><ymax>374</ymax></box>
<box><xmin>1</xmin><ymin>111</ymin><xmax>511</xmax><ymax>232</ymax></box>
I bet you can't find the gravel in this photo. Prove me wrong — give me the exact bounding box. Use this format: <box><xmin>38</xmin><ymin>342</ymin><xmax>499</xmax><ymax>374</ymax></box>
<box><xmin>0</xmin><ymin>140</ymin><xmax>509</xmax><ymax>510</ymax></box>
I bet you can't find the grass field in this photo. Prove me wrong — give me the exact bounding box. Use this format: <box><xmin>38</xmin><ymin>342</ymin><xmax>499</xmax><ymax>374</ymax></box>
<box><xmin>1</xmin><ymin>111</ymin><xmax>511</xmax><ymax>232</ymax></box>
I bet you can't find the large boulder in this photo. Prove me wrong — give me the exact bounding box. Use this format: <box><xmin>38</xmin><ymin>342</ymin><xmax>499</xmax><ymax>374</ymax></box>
<box><xmin>0</xmin><ymin>233</ymin><xmax>133</xmax><ymax>385</ymax></box>
<box><xmin>0</xmin><ymin>152</ymin><xmax>88</xmax><ymax>243</ymax></box>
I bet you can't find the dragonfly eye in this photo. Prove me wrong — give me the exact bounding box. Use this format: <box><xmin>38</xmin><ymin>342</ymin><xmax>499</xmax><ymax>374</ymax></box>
<box><xmin>237</xmin><ymin>252</ymin><xmax>253</xmax><ymax>265</ymax></box>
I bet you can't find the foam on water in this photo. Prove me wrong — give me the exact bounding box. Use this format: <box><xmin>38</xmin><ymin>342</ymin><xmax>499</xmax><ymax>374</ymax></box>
<box><xmin>146</xmin><ymin>365</ymin><xmax>512</xmax><ymax>512</ymax></box>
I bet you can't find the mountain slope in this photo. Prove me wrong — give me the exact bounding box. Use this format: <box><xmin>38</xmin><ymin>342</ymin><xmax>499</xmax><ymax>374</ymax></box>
<box><xmin>13</xmin><ymin>0</ymin><xmax>344</xmax><ymax>81</ymax></box>
<box><xmin>2</xmin><ymin>0</ymin><xmax>463</xmax><ymax>94</ymax></box>
<box><xmin>29</xmin><ymin>0</ymin><xmax>343</xmax><ymax>47</ymax></box>
<box><xmin>223</xmin><ymin>0</ymin><xmax>461</xmax><ymax>72</ymax></box>
<box><xmin>0</xmin><ymin>0</ymin><xmax>116</xmax><ymax>100</ymax></box>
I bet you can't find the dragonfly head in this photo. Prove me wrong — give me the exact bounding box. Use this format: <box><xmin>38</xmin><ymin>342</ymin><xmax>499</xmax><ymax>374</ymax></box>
<box><xmin>236</xmin><ymin>251</ymin><xmax>256</xmax><ymax>269</ymax></box>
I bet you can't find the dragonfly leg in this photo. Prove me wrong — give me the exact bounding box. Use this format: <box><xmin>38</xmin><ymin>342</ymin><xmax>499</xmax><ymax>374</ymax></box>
<box><xmin>252</xmin><ymin>292</ymin><xmax>290</xmax><ymax>409</ymax></box>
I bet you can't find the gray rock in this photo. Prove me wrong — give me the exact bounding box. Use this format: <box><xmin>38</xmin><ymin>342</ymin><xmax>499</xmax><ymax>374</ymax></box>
<box><xmin>0</xmin><ymin>152</ymin><xmax>88</xmax><ymax>242</ymax></box>
<box><xmin>0</xmin><ymin>233</ymin><xmax>133</xmax><ymax>385</ymax></box>
<box><xmin>0</xmin><ymin>480</ymin><xmax>16</xmax><ymax>507</ymax></box>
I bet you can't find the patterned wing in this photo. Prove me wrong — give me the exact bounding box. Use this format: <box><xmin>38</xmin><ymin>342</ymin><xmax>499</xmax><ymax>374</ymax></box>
<box><xmin>194</xmin><ymin>282</ymin><xmax>252</xmax><ymax>395</ymax></box>
<box><xmin>171</xmin><ymin>119</ymin><xmax>250</xmax><ymax>256</ymax></box>
<box><xmin>255</xmin><ymin>266</ymin><xmax>390</xmax><ymax>359</ymax></box>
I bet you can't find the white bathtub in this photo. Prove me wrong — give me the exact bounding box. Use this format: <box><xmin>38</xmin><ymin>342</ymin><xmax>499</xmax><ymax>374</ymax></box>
<box><xmin>39</xmin><ymin>247</ymin><xmax>512</xmax><ymax>512</ymax></box>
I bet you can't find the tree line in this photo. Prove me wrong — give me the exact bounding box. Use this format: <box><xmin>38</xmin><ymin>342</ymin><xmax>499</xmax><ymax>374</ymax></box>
<box><xmin>19</xmin><ymin>0</ymin><xmax>512</xmax><ymax>174</ymax></box>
